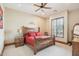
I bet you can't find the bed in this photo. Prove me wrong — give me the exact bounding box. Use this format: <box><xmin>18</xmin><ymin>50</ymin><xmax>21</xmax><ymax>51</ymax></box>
<box><xmin>21</xmin><ymin>26</ymin><xmax>55</xmax><ymax>54</ymax></box>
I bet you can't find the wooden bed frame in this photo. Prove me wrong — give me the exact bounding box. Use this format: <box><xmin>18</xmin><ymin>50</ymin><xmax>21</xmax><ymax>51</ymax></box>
<box><xmin>21</xmin><ymin>26</ymin><xmax>55</xmax><ymax>54</ymax></box>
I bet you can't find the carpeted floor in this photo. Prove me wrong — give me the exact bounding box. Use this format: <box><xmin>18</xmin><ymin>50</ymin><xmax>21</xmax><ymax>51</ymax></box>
<box><xmin>3</xmin><ymin>43</ymin><xmax>72</xmax><ymax>56</ymax></box>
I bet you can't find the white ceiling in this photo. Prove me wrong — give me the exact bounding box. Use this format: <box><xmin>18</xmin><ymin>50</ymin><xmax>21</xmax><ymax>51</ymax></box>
<box><xmin>3</xmin><ymin>3</ymin><xmax>79</xmax><ymax>18</ymax></box>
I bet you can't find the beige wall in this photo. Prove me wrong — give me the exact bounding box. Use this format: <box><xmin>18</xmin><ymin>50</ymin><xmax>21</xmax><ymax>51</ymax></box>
<box><xmin>69</xmin><ymin>9</ymin><xmax>79</xmax><ymax>41</ymax></box>
<box><xmin>46</xmin><ymin>11</ymin><xmax>68</xmax><ymax>43</ymax></box>
<box><xmin>4</xmin><ymin>7</ymin><xmax>46</xmax><ymax>43</ymax></box>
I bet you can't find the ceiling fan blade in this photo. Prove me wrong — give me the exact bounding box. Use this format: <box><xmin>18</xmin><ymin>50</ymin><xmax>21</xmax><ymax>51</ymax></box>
<box><xmin>33</xmin><ymin>4</ymin><xmax>40</xmax><ymax>7</ymax></box>
<box><xmin>43</xmin><ymin>7</ymin><xmax>52</xmax><ymax>9</ymax></box>
<box><xmin>43</xmin><ymin>3</ymin><xmax>47</xmax><ymax>6</ymax></box>
<box><xmin>35</xmin><ymin>8</ymin><xmax>41</xmax><ymax>12</ymax></box>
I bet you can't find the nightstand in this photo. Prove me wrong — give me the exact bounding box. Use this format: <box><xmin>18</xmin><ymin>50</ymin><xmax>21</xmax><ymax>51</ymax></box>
<box><xmin>15</xmin><ymin>36</ymin><xmax>24</xmax><ymax>47</ymax></box>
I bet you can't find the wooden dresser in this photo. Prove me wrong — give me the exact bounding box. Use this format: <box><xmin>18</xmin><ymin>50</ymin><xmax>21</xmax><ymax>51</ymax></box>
<box><xmin>72</xmin><ymin>38</ymin><xmax>79</xmax><ymax>56</ymax></box>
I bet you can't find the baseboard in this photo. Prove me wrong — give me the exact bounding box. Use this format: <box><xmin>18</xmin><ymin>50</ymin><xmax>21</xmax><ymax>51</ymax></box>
<box><xmin>4</xmin><ymin>42</ymin><xmax>15</xmax><ymax>46</ymax></box>
<box><xmin>4</xmin><ymin>39</ymin><xmax>15</xmax><ymax>46</ymax></box>
<box><xmin>55</xmin><ymin>40</ymin><xmax>67</xmax><ymax>44</ymax></box>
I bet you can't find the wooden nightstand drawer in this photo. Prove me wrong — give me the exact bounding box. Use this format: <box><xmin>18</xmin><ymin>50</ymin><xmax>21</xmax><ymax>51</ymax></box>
<box><xmin>15</xmin><ymin>36</ymin><xmax>24</xmax><ymax>47</ymax></box>
<box><xmin>72</xmin><ymin>41</ymin><xmax>79</xmax><ymax>56</ymax></box>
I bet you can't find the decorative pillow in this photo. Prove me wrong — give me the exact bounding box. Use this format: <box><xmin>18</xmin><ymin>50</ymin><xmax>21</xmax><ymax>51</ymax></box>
<box><xmin>36</xmin><ymin>32</ymin><xmax>42</xmax><ymax>36</ymax></box>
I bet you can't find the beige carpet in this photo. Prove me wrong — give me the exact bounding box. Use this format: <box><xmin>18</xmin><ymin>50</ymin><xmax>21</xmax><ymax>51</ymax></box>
<box><xmin>3</xmin><ymin>43</ymin><xmax>72</xmax><ymax>56</ymax></box>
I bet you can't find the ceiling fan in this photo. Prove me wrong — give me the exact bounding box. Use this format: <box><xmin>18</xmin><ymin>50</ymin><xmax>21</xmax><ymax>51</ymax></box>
<box><xmin>33</xmin><ymin>3</ymin><xmax>51</xmax><ymax>12</ymax></box>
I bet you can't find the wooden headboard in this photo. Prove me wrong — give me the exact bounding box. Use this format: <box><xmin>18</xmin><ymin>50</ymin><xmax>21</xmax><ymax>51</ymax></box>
<box><xmin>21</xmin><ymin>26</ymin><xmax>35</xmax><ymax>35</ymax></box>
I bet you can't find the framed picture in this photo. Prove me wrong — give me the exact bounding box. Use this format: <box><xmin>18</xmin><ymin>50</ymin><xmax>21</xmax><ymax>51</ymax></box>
<box><xmin>52</xmin><ymin>17</ymin><xmax>64</xmax><ymax>38</ymax></box>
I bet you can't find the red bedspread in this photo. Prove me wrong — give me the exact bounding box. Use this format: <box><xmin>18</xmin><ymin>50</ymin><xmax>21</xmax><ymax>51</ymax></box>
<box><xmin>24</xmin><ymin>32</ymin><xmax>51</xmax><ymax>47</ymax></box>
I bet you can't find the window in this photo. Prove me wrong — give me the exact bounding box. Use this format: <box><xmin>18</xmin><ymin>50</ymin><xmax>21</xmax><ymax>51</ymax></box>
<box><xmin>52</xmin><ymin>17</ymin><xmax>64</xmax><ymax>38</ymax></box>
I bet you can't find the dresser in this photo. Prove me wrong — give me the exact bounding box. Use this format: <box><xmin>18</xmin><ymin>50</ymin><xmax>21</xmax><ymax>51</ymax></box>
<box><xmin>72</xmin><ymin>38</ymin><xmax>79</xmax><ymax>56</ymax></box>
